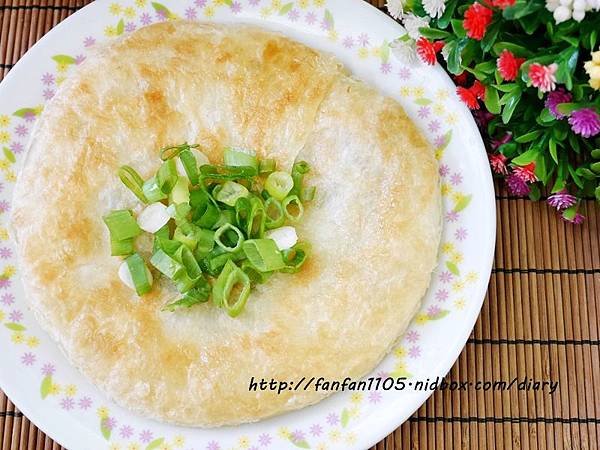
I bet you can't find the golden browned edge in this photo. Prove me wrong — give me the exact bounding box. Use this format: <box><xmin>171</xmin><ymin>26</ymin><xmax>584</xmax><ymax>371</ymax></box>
<box><xmin>1</xmin><ymin>0</ymin><xmax>600</xmax><ymax>449</ymax></box>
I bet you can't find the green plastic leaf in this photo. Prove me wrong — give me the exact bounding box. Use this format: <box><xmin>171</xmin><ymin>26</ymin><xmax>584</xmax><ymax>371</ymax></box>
<box><xmin>453</xmin><ymin>194</ymin><xmax>472</xmax><ymax>212</ymax></box>
<box><xmin>528</xmin><ymin>183</ymin><xmax>541</xmax><ymax>201</ymax></box>
<box><xmin>415</xmin><ymin>98</ymin><xmax>432</xmax><ymax>106</ymax></box>
<box><xmin>562</xmin><ymin>205</ymin><xmax>577</xmax><ymax>221</ymax></box>
<box><xmin>591</xmin><ymin>149</ymin><xmax>600</xmax><ymax>159</ymax></box>
<box><xmin>446</xmin><ymin>261</ymin><xmax>460</xmax><ymax>276</ymax></box>
<box><xmin>279</xmin><ymin>2</ymin><xmax>293</xmax><ymax>15</ymax></box>
<box><xmin>324</xmin><ymin>9</ymin><xmax>334</xmax><ymax>28</ymax></box>
<box><xmin>223</xmin><ymin>0</ymin><xmax>233</xmax><ymax>4</ymax></box>
<box><xmin>428</xmin><ymin>309</ymin><xmax>450</xmax><ymax>320</ymax></box>
<box><xmin>3</xmin><ymin>147</ymin><xmax>16</xmax><ymax>163</ymax></box>
<box><xmin>493</xmin><ymin>83</ymin><xmax>519</xmax><ymax>93</ymax></box>
<box><xmin>556</xmin><ymin>103</ymin><xmax>579</xmax><ymax>116</ymax></box>
<box><xmin>100</xmin><ymin>418</ymin><xmax>112</xmax><ymax>440</ymax></box>
<box><xmin>51</xmin><ymin>55</ymin><xmax>76</xmax><ymax>65</ymax></box>
<box><xmin>515</xmin><ymin>130</ymin><xmax>543</xmax><ymax>143</ymax></box>
<box><xmin>474</xmin><ymin>60</ymin><xmax>496</xmax><ymax>74</ymax></box>
<box><xmin>501</xmin><ymin>90</ymin><xmax>522</xmax><ymax>124</ymax></box>
<box><xmin>511</xmin><ymin>148</ymin><xmax>539</xmax><ymax>166</ymax></box>
<box><xmin>492</xmin><ymin>42</ymin><xmax>532</xmax><ymax>57</ymax></box>
<box><xmin>502</xmin><ymin>0</ymin><xmax>543</xmax><ymax>19</ymax></box>
<box><xmin>151</xmin><ymin>2</ymin><xmax>173</xmax><ymax>18</ymax></box>
<box><xmin>5</xmin><ymin>323</ymin><xmax>26</xmax><ymax>331</ymax></box>
<box><xmin>549</xmin><ymin>138</ymin><xmax>558</xmax><ymax>164</ymax></box>
<box><xmin>450</xmin><ymin>19</ymin><xmax>466</xmax><ymax>38</ymax></box>
<box><xmin>40</xmin><ymin>376</ymin><xmax>52</xmax><ymax>399</ymax></box>
<box><xmin>569</xmin><ymin>165</ymin><xmax>584</xmax><ymax>189</ymax></box>
<box><xmin>341</xmin><ymin>408</ymin><xmax>350</xmax><ymax>427</ymax></box>
<box><xmin>146</xmin><ymin>438</ymin><xmax>165</xmax><ymax>450</ymax></box>
<box><xmin>576</xmin><ymin>167</ymin><xmax>597</xmax><ymax>180</ymax></box>
<box><xmin>595</xmin><ymin>186</ymin><xmax>600</xmax><ymax>202</ymax></box>
<box><xmin>481</xmin><ymin>21</ymin><xmax>501</xmax><ymax>53</ymax></box>
<box><xmin>539</xmin><ymin>108</ymin><xmax>555</xmax><ymax>123</ymax></box>
<box><xmin>116</xmin><ymin>19</ymin><xmax>125</xmax><ymax>35</ymax></box>
<box><xmin>590</xmin><ymin>162</ymin><xmax>600</xmax><ymax>174</ymax></box>
<box><xmin>13</xmin><ymin>108</ymin><xmax>37</xmax><ymax>118</ymax></box>
<box><xmin>446</xmin><ymin>38</ymin><xmax>468</xmax><ymax>74</ymax></box>
<box><xmin>437</xmin><ymin>0</ymin><xmax>457</xmax><ymax>28</ymax></box>
<box><xmin>419</xmin><ymin>28</ymin><xmax>451</xmax><ymax>40</ymax></box>
<box><xmin>484</xmin><ymin>86</ymin><xmax>500</xmax><ymax>114</ymax></box>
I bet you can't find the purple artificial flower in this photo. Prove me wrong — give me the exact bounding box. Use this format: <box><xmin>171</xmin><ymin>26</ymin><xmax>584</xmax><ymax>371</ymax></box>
<box><xmin>309</xmin><ymin>424</ymin><xmax>323</xmax><ymax>436</ymax></box>
<box><xmin>0</xmin><ymin>278</ymin><xmax>11</xmax><ymax>289</ymax></box>
<box><xmin>75</xmin><ymin>54</ymin><xmax>85</xmax><ymax>65</ymax></box>
<box><xmin>83</xmin><ymin>36</ymin><xmax>96</xmax><ymax>47</ymax></box>
<box><xmin>326</xmin><ymin>412</ymin><xmax>339</xmax><ymax>425</ymax></box>
<box><xmin>139</xmin><ymin>430</ymin><xmax>153</xmax><ymax>443</ymax></box>
<box><xmin>60</xmin><ymin>397</ymin><xmax>75</xmax><ymax>410</ymax></box>
<box><xmin>408</xmin><ymin>346</ymin><xmax>421</xmax><ymax>358</ymax></box>
<box><xmin>0</xmin><ymin>200</ymin><xmax>10</xmax><ymax>213</ymax></box>
<box><xmin>455</xmin><ymin>227</ymin><xmax>468</xmax><ymax>241</ymax></box>
<box><xmin>445</xmin><ymin>210</ymin><xmax>459</xmax><ymax>222</ymax></box>
<box><xmin>258</xmin><ymin>433</ymin><xmax>271</xmax><ymax>446</ymax></box>
<box><xmin>433</xmin><ymin>135</ymin><xmax>447</xmax><ymax>148</ymax></box>
<box><xmin>195</xmin><ymin>0</ymin><xmax>207</xmax><ymax>6</ymax></box>
<box><xmin>368</xmin><ymin>391</ymin><xmax>382</xmax><ymax>403</ymax></box>
<box><xmin>342</xmin><ymin>36</ymin><xmax>354</xmax><ymax>49</ymax></box>
<box><xmin>450</xmin><ymin>173</ymin><xmax>463</xmax><ymax>185</ymax></box>
<box><xmin>291</xmin><ymin>430</ymin><xmax>305</xmax><ymax>442</ymax></box>
<box><xmin>231</xmin><ymin>1</ymin><xmax>242</xmax><ymax>13</ymax></box>
<box><xmin>103</xmin><ymin>416</ymin><xmax>117</xmax><ymax>430</ymax></box>
<box><xmin>439</xmin><ymin>271</ymin><xmax>452</xmax><ymax>283</ymax></box>
<box><xmin>428</xmin><ymin>120</ymin><xmax>441</xmax><ymax>133</ymax></box>
<box><xmin>305</xmin><ymin>12</ymin><xmax>317</xmax><ymax>24</ymax></box>
<box><xmin>406</xmin><ymin>330</ymin><xmax>420</xmax><ymax>342</ymax></box>
<box><xmin>156</xmin><ymin>9</ymin><xmax>167</xmax><ymax>21</ymax></box>
<box><xmin>24</xmin><ymin>111</ymin><xmax>36</xmax><ymax>123</ymax></box>
<box><xmin>206</xmin><ymin>441</ymin><xmax>220</xmax><ymax>450</ymax></box>
<box><xmin>506</xmin><ymin>172</ymin><xmax>530</xmax><ymax>197</ymax></box>
<box><xmin>15</xmin><ymin>125</ymin><xmax>28</xmax><ymax>137</ymax></box>
<box><xmin>417</xmin><ymin>106</ymin><xmax>430</xmax><ymax>119</ymax></box>
<box><xmin>398</xmin><ymin>67</ymin><xmax>411</xmax><ymax>79</ymax></box>
<box><xmin>140</xmin><ymin>13</ymin><xmax>152</xmax><ymax>25</ymax></box>
<box><xmin>427</xmin><ymin>305</ymin><xmax>441</xmax><ymax>316</ymax></box>
<box><xmin>435</xmin><ymin>289</ymin><xmax>448</xmax><ymax>302</ymax></box>
<box><xmin>41</xmin><ymin>363</ymin><xmax>56</xmax><ymax>376</ymax></box>
<box><xmin>0</xmin><ymin>247</ymin><xmax>12</xmax><ymax>259</ymax></box>
<box><xmin>125</xmin><ymin>22</ymin><xmax>137</xmax><ymax>33</ymax></box>
<box><xmin>473</xmin><ymin>109</ymin><xmax>493</xmax><ymax>129</ymax></box>
<box><xmin>41</xmin><ymin>73</ymin><xmax>55</xmax><ymax>85</ymax></box>
<box><xmin>490</xmin><ymin>132</ymin><xmax>512</xmax><ymax>150</ymax></box>
<box><xmin>544</xmin><ymin>88</ymin><xmax>572</xmax><ymax>119</ymax></box>
<box><xmin>10</xmin><ymin>141</ymin><xmax>24</xmax><ymax>154</ymax></box>
<box><xmin>248</xmin><ymin>0</ymin><xmax>259</xmax><ymax>5</ymax></box>
<box><xmin>547</xmin><ymin>190</ymin><xmax>577</xmax><ymax>210</ymax></box>
<box><xmin>78</xmin><ymin>396</ymin><xmax>92</xmax><ymax>409</ymax></box>
<box><xmin>185</xmin><ymin>7</ymin><xmax>197</xmax><ymax>19</ymax></box>
<box><xmin>119</xmin><ymin>425</ymin><xmax>134</xmax><ymax>439</ymax></box>
<box><xmin>1</xmin><ymin>293</ymin><xmax>14</xmax><ymax>305</ymax></box>
<box><xmin>43</xmin><ymin>89</ymin><xmax>55</xmax><ymax>101</ymax></box>
<box><xmin>568</xmin><ymin>108</ymin><xmax>600</xmax><ymax>138</ymax></box>
<box><xmin>288</xmin><ymin>9</ymin><xmax>300</xmax><ymax>21</ymax></box>
<box><xmin>439</xmin><ymin>164</ymin><xmax>450</xmax><ymax>177</ymax></box>
<box><xmin>21</xmin><ymin>352</ymin><xmax>36</xmax><ymax>366</ymax></box>
<box><xmin>357</xmin><ymin>33</ymin><xmax>369</xmax><ymax>47</ymax></box>
<box><xmin>9</xmin><ymin>310</ymin><xmax>23</xmax><ymax>322</ymax></box>
<box><xmin>380</xmin><ymin>62</ymin><xmax>392</xmax><ymax>74</ymax></box>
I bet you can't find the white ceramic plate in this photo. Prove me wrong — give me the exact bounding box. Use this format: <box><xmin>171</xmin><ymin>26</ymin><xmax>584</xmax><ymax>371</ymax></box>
<box><xmin>0</xmin><ymin>1</ymin><xmax>495</xmax><ymax>449</ymax></box>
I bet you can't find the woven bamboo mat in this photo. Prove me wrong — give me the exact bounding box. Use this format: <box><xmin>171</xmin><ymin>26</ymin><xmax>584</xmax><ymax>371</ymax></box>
<box><xmin>1</xmin><ymin>0</ymin><xmax>600</xmax><ymax>449</ymax></box>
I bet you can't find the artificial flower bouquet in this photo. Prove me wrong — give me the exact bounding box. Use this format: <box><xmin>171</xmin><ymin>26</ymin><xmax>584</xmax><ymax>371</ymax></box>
<box><xmin>388</xmin><ymin>0</ymin><xmax>600</xmax><ymax>223</ymax></box>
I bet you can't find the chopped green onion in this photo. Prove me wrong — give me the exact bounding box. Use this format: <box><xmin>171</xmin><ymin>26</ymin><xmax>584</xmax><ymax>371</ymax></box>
<box><xmin>194</xmin><ymin>228</ymin><xmax>215</xmax><ymax>258</ymax></box>
<box><xmin>190</xmin><ymin>189</ymin><xmax>221</xmax><ymax>229</ymax></box>
<box><xmin>291</xmin><ymin>161</ymin><xmax>310</xmax><ymax>196</ymax></box>
<box><xmin>247</xmin><ymin>197</ymin><xmax>265</xmax><ymax>238</ymax></box>
<box><xmin>214</xmin><ymin>181</ymin><xmax>249</xmax><ymax>207</ymax></box>
<box><xmin>160</xmin><ymin>143</ymin><xmax>199</xmax><ymax>161</ymax></box>
<box><xmin>301</xmin><ymin>186</ymin><xmax>316</xmax><ymax>202</ymax></box>
<box><xmin>170</xmin><ymin>176</ymin><xmax>190</xmax><ymax>204</ymax></box>
<box><xmin>124</xmin><ymin>253</ymin><xmax>153</xmax><ymax>295</ymax></box>
<box><xmin>157</xmin><ymin>159</ymin><xmax>178</xmax><ymax>194</ymax></box>
<box><xmin>137</xmin><ymin>202</ymin><xmax>171</xmax><ymax>233</ymax></box>
<box><xmin>162</xmin><ymin>279</ymin><xmax>211</xmax><ymax>311</ymax></box>
<box><xmin>200</xmin><ymin>164</ymin><xmax>257</xmax><ymax>181</ymax></box>
<box><xmin>150</xmin><ymin>249</ymin><xmax>185</xmax><ymax>279</ymax></box>
<box><xmin>118</xmin><ymin>165</ymin><xmax>148</xmax><ymax>203</ymax></box>
<box><xmin>223</xmin><ymin>147</ymin><xmax>258</xmax><ymax>171</ymax></box>
<box><xmin>265</xmin><ymin>171</ymin><xmax>293</xmax><ymax>201</ymax></box>
<box><xmin>259</xmin><ymin>158</ymin><xmax>277</xmax><ymax>174</ymax></box>
<box><xmin>212</xmin><ymin>260</ymin><xmax>251</xmax><ymax>317</ymax></box>
<box><xmin>153</xmin><ymin>236</ymin><xmax>182</xmax><ymax>255</ymax></box>
<box><xmin>264</xmin><ymin>197</ymin><xmax>285</xmax><ymax>229</ymax></box>
<box><xmin>142</xmin><ymin>176</ymin><xmax>167</xmax><ymax>203</ymax></box>
<box><xmin>281</xmin><ymin>242</ymin><xmax>310</xmax><ymax>273</ymax></box>
<box><xmin>103</xmin><ymin>210</ymin><xmax>141</xmax><ymax>241</ymax></box>
<box><xmin>282</xmin><ymin>195</ymin><xmax>304</xmax><ymax>222</ymax></box>
<box><xmin>178</xmin><ymin>149</ymin><xmax>199</xmax><ymax>185</ymax></box>
<box><xmin>153</xmin><ymin>225</ymin><xmax>171</xmax><ymax>253</ymax></box>
<box><xmin>200</xmin><ymin>247</ymin><xmax>245</xmax><ymax>276</ymax></box>
<box><xmin>111</xmin><ymin>237</ymin><xmax>134</xmax><ymax>256</ymax></box>
<box><xmin>242</xmin><ymin>239</ymin><xmax>285</xmax><ymax>272</ymax></box>
<box><xmin>213</xmin><ymin>209</ymin><xmax>236</xmax><ymax>229</ymax></box>
<box><xmin>172</xmin><ymin>245</ymin><xmax>202</xmax><ymax>292</ymax></box>
<box><xmin>214</xmin><ymin>223</ymin><xmax>244</xmax><ymax>252</ymax></box>
<box><xmin>241</xmin><ymin>260</ymin><xmax>272</xmax><ymax>285</ymax></box>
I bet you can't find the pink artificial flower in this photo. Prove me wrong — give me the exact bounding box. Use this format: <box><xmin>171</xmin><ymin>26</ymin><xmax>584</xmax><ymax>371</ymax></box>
<box><xmin>547</xmin><ymin>190</ymin><xmax>577</xmax><ymax>210</ymax></box>
<box><xmin>512</xmin><ymin>162</ymin><xmax>537</xmax><ymax>183</ymax></box>
<box><xmin>528</xmin><ymin>63</ymin><xmax>558</xmax><ymax>92</ymax></box>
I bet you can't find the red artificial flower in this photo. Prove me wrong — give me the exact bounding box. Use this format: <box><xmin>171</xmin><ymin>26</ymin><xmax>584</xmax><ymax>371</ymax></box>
<box><xmin>457</xmin><ymin>86</ymin><xmax>480</xmax><ymax>109</ymax></box>
<box><xmin>416</xmin><ymin>38</ymin><xmax>445</xmax><ymax>65</ymax></box>
<box><xmin>492</xmin><ymin>0</ymin><xmax>516</xmax><ymax>9</ymax></box>
<box><xmin>497</xmin><ymin>49</ymin><xmax>525</xmax><ymax>81</ymax></box>
<box><xmin>513</xmin><ymin>162</ymin><xmax>538</xmax><ymax>183</ymax></box>
<box><xmin>463</xmin><ymin>2</ymin><xmax>494</xmax><ymax>41</ymax></box>
<box><xmin>453</xmin><ymin>71</ymin><xmax>469</xmax><ymax>86</ymax></box>
<box><xmin>471</xmin><ymin>80</ymin><xmax>486</xmax><ymax>100</ymax></box>
<box><xmin>488</xmin><ymin>153</ymin><xmax>508</xmax><ymax>175</ymax></box>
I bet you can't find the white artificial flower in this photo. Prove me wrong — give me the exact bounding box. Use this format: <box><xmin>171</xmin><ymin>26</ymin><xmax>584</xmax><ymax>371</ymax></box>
<box><xmin>546</xmin><ymin>0</ymin><xmax>560</xmax><ymax>11</ymax></box>
<box><xmin>390</xmin><ymin>37</ymin><xmax>419</xmax><ymax>65</ymax></box>
<box><xmin>423</xmin><ymin>0</ymin><xmax>446</xmax><ymax>18</ymax></box>
<box><xmin>553</xmin><ymin>4</ymin><xmax>572</xmax><ymax>21</ymax></box>
<box><xmin>402</xmin><ymin>13</ymin><xmax>430</xmax><ymax>40</ymax></box>
<box><xmin>386</xmin><ymin>0</ymin><xmax>405</xmax><ymax>19</ymax></box>
<box><xmin>572</xmin><ymin>8</ymin><xmax>585</xmax><ymax>19</ymax></box>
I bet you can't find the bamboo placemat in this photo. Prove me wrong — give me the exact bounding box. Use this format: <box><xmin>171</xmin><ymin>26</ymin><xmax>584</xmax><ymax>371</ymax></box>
<box><xmin>1</xmin><ymin>1</ymin><xmax>599</xmax><ymax>449</ymax></box>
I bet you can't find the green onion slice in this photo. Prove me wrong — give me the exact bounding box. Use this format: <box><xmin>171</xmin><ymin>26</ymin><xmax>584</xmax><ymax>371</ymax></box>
<box><xmin>291</xmin><ymin>161</ymin><xmax>310</xmax><ymax>196</ymax></box>
<box><xmin>200</xmin><ymin>164</ymin><xmax>257</xmax><ymax>181</ymax></box>
<box><xmin>157</xmin><ymin>159</ymin><xmax>179</xmax><ymax>194</ymax></box>
<box><xmin>142</xmin><ymin>176</ymin><xmax>167</xmax><ymax>203</ymax></box>
<box><xmin>214</xmin><ymin>223</ymin><xmax>244</xmax><ymax>252</ymax></box>
<box><xmin>264</xmin><ymin>197</ymin><xmax>285</xmax><ymax>229</ymax></box>
<box><xmin>124</xmin><ymin>253</ymin><xmax>153</xmax><ymax>295</ymax></box>
<box><xmin>111</xmin><ymin>237</ymin><xmax>134</xmax><ymax>256</ymax></box>
<box><xmin>150</xmin><ymin>249</ymin><xmax>185</xmax><ymax>279</ymax></box>
<box><xmin>212</xmin><ymin>260</ymin><xmax>251</xmax><ymax>317</ymax></box>
<box><xmin>118</xmin><ymin>166</ymin><xmax>148</xmax><ymax>203</ymax></box>
<box><xmin>259</xmin><ymin>158</ymin><xmax>277</xmax><ymax>174</ymax></box>
<box><xmin>178</xmin><ymin>149</ymin><xmax>199</xmax><ymax>185</ymax></box>
<box><xmin>160</xmin><ymin>143</ymin><xmax>199</xmax><ymax>161</ymax></box>
<box><xmin>223</xmin><ymin>147</ymin><xmax>258</xmax><ymax>171</ymax></box>
<box><xmin>281</xmin><ymin>242</ymin><xmax>310</xmax><ymax>273</ymax></box>
<box><xmin>265</xmin><ymin>171</ymin><xmax>293</xmax><ymax>201</ymax></box>
<box><xmin>282</xmin><ymin>195</ymin><xmax>304</xmax><ymax>222</ymax></box>
<box><xmin>214</xmin><ymin>181</ymin><xmax>249</xmax><ymax>207</ymax></box>
<box><xmin>103</xmin><ymin>210</ymin><xmax>141</xmax><ymax>241</ymax></box>
<box><xmin>241</xmin><ymin>260</ymin><xmax>272</xmax><ymax>285</ymax></box>
<box><xmin>200</xmin><ymin>247</ymin><xmax>245</xmax><ymax>276</ymax></box>
<box><xmin>242</xmin><ymin>239</ymin><xmax>285</xmax><ymax>272</ymax></box>
<box><xmin>163</xmin><ymin>279</ymin><xmax>211</xmax><ymax>311</ymax></box>
<box><xmin>190</xmin><ymin>189</ymin><xmax>221</xmax><ymax>229</ymax></box>
<box><xmin>301</xmin><ymin>186</ymin><xmax>316</xmax><ymax>202</ymax></box>
<box><xmin>170</xmin><ymin>176</ymin><xmax>190</xmax><ymax>205</ymax></box>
